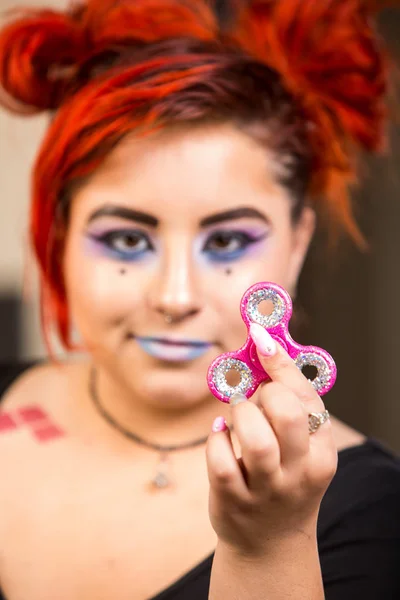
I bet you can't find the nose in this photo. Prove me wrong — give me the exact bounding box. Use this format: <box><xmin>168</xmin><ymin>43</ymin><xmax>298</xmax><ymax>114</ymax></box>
<box><xmin>148</xmin><ymin>237</ymin><xmax>201</xmax><ymax>324</ymax></box>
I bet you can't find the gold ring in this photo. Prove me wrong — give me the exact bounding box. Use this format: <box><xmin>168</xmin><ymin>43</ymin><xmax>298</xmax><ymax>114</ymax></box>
<box><xmin>308</xmin><ymin>410</ymin><xmax>330</xmax><ymax>434</ymax></box>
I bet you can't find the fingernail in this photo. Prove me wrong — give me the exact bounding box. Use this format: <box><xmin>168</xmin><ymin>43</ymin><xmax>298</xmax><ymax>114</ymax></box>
<box><xmin>212</xmin><ymin>416</ymin><xmax>228</xmax><ymax>433</ymax></box>
<box><xmin>250</xmin><ymin>323</ymin><xmax>277</xmax><ymax>357</ymax></box>
<box><xmin>230</xmin><ymin>392</ymin><xmax>247</xmax><ymax>406</ymax></box>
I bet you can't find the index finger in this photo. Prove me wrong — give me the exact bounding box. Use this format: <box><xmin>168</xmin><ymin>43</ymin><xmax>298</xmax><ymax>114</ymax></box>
<box><xmin>249</xmin><ymin>323</ymin><xmax>325</xmax><ymax>410</ymax></box>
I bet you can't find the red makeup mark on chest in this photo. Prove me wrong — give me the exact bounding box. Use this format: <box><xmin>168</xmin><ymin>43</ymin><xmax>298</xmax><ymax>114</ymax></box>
<box><xmin>18</xmin><ymin>406</ymin><xmax>47</xmax><ymax>423</ymax></box>
<box><xmin>0</xmin><ymin>413</ymin><xmax>18</xmax><ymax>432</ymax></box>
<box><xmin>0</xmin><ymin>405</ymin><xmax>65</xmax><ymax>443</ymax></box>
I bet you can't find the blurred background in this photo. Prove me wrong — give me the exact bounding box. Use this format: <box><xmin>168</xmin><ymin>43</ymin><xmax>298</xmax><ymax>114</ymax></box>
<box><xmin>1</xmin><ymin>0</ymin><xmax>400</xmax><ymax>452</ymax></box>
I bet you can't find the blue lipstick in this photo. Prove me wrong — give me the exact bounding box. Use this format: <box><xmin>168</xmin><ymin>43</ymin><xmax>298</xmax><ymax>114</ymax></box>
<box><xmin>135</xmin><ymin>336</ymin><xmax>212</xmax><ymax>362</ymax></box>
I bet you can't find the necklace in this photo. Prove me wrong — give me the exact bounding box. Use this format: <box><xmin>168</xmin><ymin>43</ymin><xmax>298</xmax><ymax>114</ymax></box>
<box><xmin>88</xmin><ymin>366</ymin><xmax>214</xmax><ymax>491</ymax></box>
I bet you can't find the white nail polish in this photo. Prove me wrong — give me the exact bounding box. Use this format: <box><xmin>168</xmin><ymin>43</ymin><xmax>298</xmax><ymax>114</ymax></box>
<box><xmin>249</xmin><ymin>323</ymin><xmax>277</xmax><ymax>357</ymax></box>
<box><xmin>230</xmin><ymin>393</ymin><xmax>247</xmax><ymax>406</ymax></box>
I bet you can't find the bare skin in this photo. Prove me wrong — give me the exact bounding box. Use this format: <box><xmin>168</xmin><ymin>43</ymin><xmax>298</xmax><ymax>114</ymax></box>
<box><xmin>0</xmin><ymin>362</ymin><xmax>364</xmax><ymax>600</ymax></box>
<box><xmin>0</xmin><ymin>124</ymin><xmax>365</xmax><ymax>599</ymax></box>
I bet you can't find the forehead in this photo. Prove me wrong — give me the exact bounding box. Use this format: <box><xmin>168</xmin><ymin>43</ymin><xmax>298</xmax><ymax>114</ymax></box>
<box><xmin>71</xmin><ymin>122</ymin><xmax>290</xmax><ymax>225</ymax></box>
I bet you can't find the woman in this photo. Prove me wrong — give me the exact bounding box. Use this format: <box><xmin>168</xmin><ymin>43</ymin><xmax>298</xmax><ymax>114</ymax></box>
<box><xmin>0</xmin><ymin>0</ymin><xmax>399</xmax><ymax>598</ymax></box>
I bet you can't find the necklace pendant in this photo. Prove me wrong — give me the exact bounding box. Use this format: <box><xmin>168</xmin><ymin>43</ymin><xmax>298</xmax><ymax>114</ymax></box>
<box><xmin>148</xmin><ymin>452</ymin><xmax>172</xmax><ymax>491</ymax></box>
<box><xmin>151</xmin><ymin>471</ymin><xmax>170</xmax><ymax>489</ymax></box>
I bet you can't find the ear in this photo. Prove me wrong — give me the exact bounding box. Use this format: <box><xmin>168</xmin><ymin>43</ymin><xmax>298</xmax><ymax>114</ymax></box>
<box><xmin>286</xmin><ymin>206</ymin><xmax>316</xmax><ymax>293</ymax></box>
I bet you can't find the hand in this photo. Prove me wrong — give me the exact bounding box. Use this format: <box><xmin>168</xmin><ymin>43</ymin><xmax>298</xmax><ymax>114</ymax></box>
<box><xmin>206</xmin><ymin>323</ymin><xmax>338</xmax><ymax>558</ymax></box>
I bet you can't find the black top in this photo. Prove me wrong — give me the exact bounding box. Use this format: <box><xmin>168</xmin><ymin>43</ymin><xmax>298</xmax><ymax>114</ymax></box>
<box><xmin>1</xmin><ymin>365</ymin><xmax>400</xmax><ymax>599</ymax></box>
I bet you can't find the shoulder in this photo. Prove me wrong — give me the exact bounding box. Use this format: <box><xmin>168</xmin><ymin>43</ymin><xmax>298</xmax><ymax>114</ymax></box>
<box><xmin>319</xmin><ymin>438</ymin><xmax>400</xmax><ymax>536</ymax></box>
<box><xmin>0</xmin><ymin>361</ymin><xmax>80</xmax><ymax>459</ymax></box>
<box><xmin>0</xmin><ymin>361</ymin><xmax>91</xmax><ymax>459</ymax></box>
<box><xmin>0</xmin><ymin>359</ymin><xmax>90</xmax><ymax>515</ymax></box>
<box><xmin>0</xmin><ymin>363</ymin><xmax>35</xmax><ymax>399</ymax></box>
<box><xmin>318</xmin><ymin>440</ymin><xmax>400</xmax><ymax>595</ymax></box>
<box><xmin>0</xmin><ymin>362</ymin><xmax>65</xmax><ymax>455</ymax></box>
<box><xmin>1</xmin><ymin>360</ymin><xmax>87</xmax><ymax>411</ymax></box>
<box><xmin>0</xmin><ymin>360</ymin><xmax>89</xmax><ymax>486</ymax></box>
<box><xmin>0</xmin><ymin>361</ymin><xmax>89</xmax><ymax>577</ymax></box>
<box><xmin>2</xmin><ymin>361</ymin><xmax>64</xmax><ymax>407</ymax></box>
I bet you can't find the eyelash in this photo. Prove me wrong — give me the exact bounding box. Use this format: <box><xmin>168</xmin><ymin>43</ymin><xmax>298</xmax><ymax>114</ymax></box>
<box><xmin>204</xmin><ymin>231</ymin><xmax>268</xmax><ymax>262</ymax></box>
<box><xmin>88</xmin><ymin>229</ymin><xmax>268</xmax><ymax>262</ymax></box>
<box><xmin>88</xmin><ymin>229</ymin><xmax>154</xmax><ymax>261</ymax></box>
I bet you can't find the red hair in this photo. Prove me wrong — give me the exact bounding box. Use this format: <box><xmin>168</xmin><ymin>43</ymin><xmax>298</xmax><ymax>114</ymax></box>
<box><xmin>0</xmin><ymin>0</ymin><xmax>394</xmax><ymax>351</ymax></box>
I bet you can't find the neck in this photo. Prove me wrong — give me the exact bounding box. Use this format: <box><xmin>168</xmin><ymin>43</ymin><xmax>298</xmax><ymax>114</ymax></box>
<box><xmin>87</xmin><ymin>362</ymin><xmax>232</xmax><ymax>450</ymax></box>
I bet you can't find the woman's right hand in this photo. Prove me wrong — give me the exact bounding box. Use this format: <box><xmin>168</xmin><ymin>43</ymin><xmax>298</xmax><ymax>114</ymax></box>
<box><xmin>206</xmin><ymin>324</ymin><xmax>337</xmax><ymax>558</ymax></box>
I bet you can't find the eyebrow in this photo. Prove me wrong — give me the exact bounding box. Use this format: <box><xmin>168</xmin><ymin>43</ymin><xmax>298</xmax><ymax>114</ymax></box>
<box><xmin>200</xmin><ymin>207</ymin><xmax>270</xmax><ymax>227</ymax></box>
<box><xmin>86</xmin><ymin>205</ymin><xmax>270</xmax><ymax>228</ymax></box>
<box><xmin>87</xmin><ymin>206</ymin><xmax>158</xmax><ymax>227</ymax></box>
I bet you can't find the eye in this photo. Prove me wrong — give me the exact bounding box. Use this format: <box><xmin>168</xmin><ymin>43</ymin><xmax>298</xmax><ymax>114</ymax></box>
<box><xmin>203</xmin><ymin>230</ymin><xmax>267</xmax><ymax>261</ymax></box>
<box><xmin>88</xmin><ymin>229</ymin><xmax>154</xmax><ymax>258</ymax></box>
<box><xmin>206</xmin><ymin>231</ymin><xmax>247</xmax><ymax>252</ymax></box>
<box><xmin>106</xmin><ymin>231</ymin><xmax>150</xmax><ymax>252</ymax></box>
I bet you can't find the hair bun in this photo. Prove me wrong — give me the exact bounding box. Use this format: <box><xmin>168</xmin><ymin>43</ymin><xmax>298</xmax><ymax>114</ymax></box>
<box><xmin>223</xmin><ymin>0</ymin><xmax>395</xmax><ymax>243</ymax></box>
<box><xmin>0</xmin><ymin>8</ymin><xmax>90</xmax><ymax>112</ymax></box>
<box><xmin>0</xmin><ymin>0</ymin><xmax>218</xmax><ymax>113</ymax></box>
<box><xmin>228</xmin><ymin>0</ymin><xmax>390</xmax><ymax>160</ymax></box>
<box><xmin>82</xmin><ymin>0</ymin><xmax>216</xmax><ymax>46</ymax></box>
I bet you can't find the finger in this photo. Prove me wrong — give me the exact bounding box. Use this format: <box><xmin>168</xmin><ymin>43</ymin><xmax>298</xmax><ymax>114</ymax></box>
<box><xmin>308</xmin><ymin>419</ymin><xmax>338</xmax><ymax>491</ymax></box>
<box><xmin>308</xmin><ymin>410</ymin><xmax>336</xmax><ymax>455</ymax></box>
<box><xmin>230</xmin><ymin>395</ymin><xmax>280</xmax><ymax>492</ymax></box>
<box><xmin>258</xmin><ymin>382</ymin><xmax>309</xmax><ymax>468</ymax></box>
<box><xmin>249</xmin><ymin>323</ymin><xmax>325</xmax><ymax>411</ymax></box>
<box><xmin>206</xmin><ymin>417</ymin><xmax>249</xmax><ymax>502</ymax></box>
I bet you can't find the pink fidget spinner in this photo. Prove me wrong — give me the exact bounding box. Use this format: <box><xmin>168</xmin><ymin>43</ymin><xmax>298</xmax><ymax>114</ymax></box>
<box><xmin>207</xmin><ymin>282</ymin><xmax>337</xmax><ymax>403</ymax></box>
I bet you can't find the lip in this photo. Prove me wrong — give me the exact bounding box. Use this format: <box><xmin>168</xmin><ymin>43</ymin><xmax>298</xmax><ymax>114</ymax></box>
<box><xmin>135</xmin><ymin>336</ymin><xmax>212</xmax><ymax>362</ymax></box>
<box><xmin>138</xmin><ymin>336</ymin><xmax>211</xmax><ymax>347</ymax></box>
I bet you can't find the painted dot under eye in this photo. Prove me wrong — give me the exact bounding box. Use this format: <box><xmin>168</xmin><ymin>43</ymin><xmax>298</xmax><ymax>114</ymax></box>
<box><xmin>119</xmin><ymin>268</ymin><xmax>127</xmax><ymax>275</ymax></box>
<box><xmin>225</xmin><ymin>268</ymin><xmax>232</xmax><ymax>275</ymax></box>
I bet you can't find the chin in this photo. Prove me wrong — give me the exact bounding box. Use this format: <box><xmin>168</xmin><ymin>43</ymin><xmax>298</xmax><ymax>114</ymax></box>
<box><xmin>137</xmin><ymin>368</ymin><xmax>213</xmax><ymax>408</ymax></box>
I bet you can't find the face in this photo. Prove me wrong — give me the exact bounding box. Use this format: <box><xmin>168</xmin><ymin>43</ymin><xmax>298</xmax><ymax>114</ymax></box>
<box><xmin>64</xmin><ymin>122</ymin><xmax>315</xmax><ymax>408</ymax></box>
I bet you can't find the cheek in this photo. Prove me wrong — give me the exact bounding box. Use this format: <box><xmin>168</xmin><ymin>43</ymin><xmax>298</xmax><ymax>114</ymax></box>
<box><xmin>249</xmin><ymin>234</ymin><xmax>295</xmax><ymax>289</ymax></box>
<box><xmin>207</xmin><ymin>236</ymin><xmax>295</xmax><ymax>346</ymax></box>
<box><xmin>64</xmin><ymin>243</ymin><xmax>142</xmax><ymax>339</ymax></box>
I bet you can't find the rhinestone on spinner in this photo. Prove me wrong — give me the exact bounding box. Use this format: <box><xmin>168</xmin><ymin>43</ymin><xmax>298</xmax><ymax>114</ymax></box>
<box><xmin>294</xmin><ymin>352</ymin><xmax>332</xmax><ymax>393</ymax></box>
<box><xmin>207</xmin><ymin>282</ymin><xmax>337</xmax><ymax>403</ymax></box>
<box><xmin>213</xmin><ymin>358</ymin><xmax>254</xmax><ymax>398</ymax></box>
<box><xmin>246</xmin><ymin>287</ymin><xmax>286</xmax><ymax>328</ymax></box>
